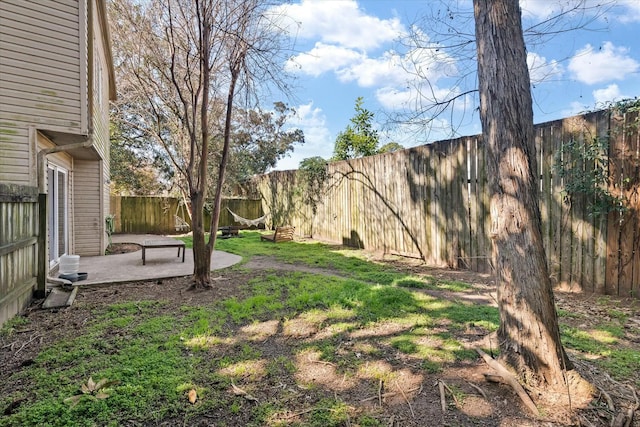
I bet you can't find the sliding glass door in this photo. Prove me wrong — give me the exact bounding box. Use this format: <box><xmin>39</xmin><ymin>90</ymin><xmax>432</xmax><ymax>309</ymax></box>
<box><xmin>47</xmin><ymin>166</ymin><xmax>68</xmax><ymax>264</ymax></box>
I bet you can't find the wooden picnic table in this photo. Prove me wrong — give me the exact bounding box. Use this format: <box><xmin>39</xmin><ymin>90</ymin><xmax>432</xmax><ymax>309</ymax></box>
<box><xmin>142</xmin><ymin>239</ymin><xmax>186</xmax><ymax>265</ymax></box>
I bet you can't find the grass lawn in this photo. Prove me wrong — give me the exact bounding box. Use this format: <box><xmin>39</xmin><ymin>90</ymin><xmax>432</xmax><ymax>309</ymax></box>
<box><xmin>1</xmin><ymin>231</ymin><xmax>638</xmax><ymax>426</ymax></box>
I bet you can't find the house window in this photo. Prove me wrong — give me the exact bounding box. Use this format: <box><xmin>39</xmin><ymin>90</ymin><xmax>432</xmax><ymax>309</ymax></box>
<box><xmin>47</xmin><ymin>165</ymin><xmax>68</xmax><ymax>264</ymax></box>
<box><xmin>94</xmin><ymin>54</ymin><xmax>103</xmax><ymax>109</ymax></box>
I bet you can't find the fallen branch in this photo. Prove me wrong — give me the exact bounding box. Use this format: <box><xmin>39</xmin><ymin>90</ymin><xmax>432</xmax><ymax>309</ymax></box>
<box><xmin>230</xmin><ymin>382</ymin><xmax>258</xmax><ymax>402</ymax></box>
<box><xmin>2</xmin><ymin>341</ymin><xmax>18</xmax><ymax>350</ymax></box>
<box><xmin>467</xmin><ymin>381</ymin><xmax>489</xmax><ymax>400</ymax></box>
<box><xmin>15</xmin><ymin>333</ymin><xmax>40</xmax><ymax>356</ymax></box>
<box><xmin>476</xmin><ymin>348</ymin><xmax>538</xmax><ymax>415</ymax></box>
<box><xmin>624</xmin><ymin>385</ymin><xmax>639</xmax><ymax>427</ymax></box>
<box><xmin>282</xmin><ymin>407</ymin><xmax>323</xmax><ymax>420</ymax></box>
<box><xmin>577</xmin><ymin>414</ymin><xmax>597</xmax><ymax>427</ymax></box>
<box><xmin>378</xmin><ymin>379</ymin><xmax>383</xmax><ymax>407</ymax></box>
<box><xmin>396</xmin><ymin>381</ymin><xmax>415</xmax><ymax>418</ymax></box>
<box><xmin>599</xmin><ymin>388</ymin><xmax>615</xmax><ymax>411</ymax></box>
<box><xmin>440</xmin><ymin>380</ymin><xmax>459</xmax><ymax>406</ymax></box>
<box><xmin>612</xmin><ymin>412</ymin><xmax>627</xmax><ymax>427</ymax></box>
<box><xmin>307</xmin><ymin>355</ymin><xmax>336</xmax><ymax>367</ymax></box>
<box><xmin>483</xmin><ymin>373</ymin><xmax>507</xmax><ymax>384</ymax></box>
<box><xmin>387</xmin><ymin>414</ymin><xmax>395</xmax><ymax>427</ymax></box>
<box><xmin>438</xmin><ymin>381</ymin><xmax>447</xmax><ymax>412</ymax></box>
<box><xmin>361</xmin><ymin>387</ymin><xmax>420</xmax><ymax>403</ymax></box>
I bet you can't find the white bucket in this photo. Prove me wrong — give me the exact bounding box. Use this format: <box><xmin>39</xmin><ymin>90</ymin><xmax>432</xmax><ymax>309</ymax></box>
<box><xmin>59</xmin><ymin>254</ymin><xmax>80</xmax><ymax>274</ymax></box>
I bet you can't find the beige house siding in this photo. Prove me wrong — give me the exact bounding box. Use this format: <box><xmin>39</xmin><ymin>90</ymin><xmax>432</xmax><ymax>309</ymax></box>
<box><xmin>0</xmin><ymin>0</ymin><xmax>87</xmax><ymax>186</ymax></box>
<box><xmin>0</xmin><ymin>0</ymin><xmax>115</xmax><ymax>327</ymax></box>
<box><xmin>0</xmin><ymin>126</ymin><xmax>31</xmax><ymax>186</ymax></box>
<box><xmin>91</xmin><ymin>0</ymin><xmax>112</xmax><ymax>253</ymax></box>
<box><xmin>73</xmin><ymin>160</ymin><xmax>103</xmax><ymax>256</ymax></box>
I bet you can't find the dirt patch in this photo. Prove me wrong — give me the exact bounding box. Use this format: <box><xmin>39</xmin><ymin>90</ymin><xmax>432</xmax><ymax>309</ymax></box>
<box><xmin>1</xmin><ymin>256</ymin><xmax>638</xmax><ymax>426</ymax></box>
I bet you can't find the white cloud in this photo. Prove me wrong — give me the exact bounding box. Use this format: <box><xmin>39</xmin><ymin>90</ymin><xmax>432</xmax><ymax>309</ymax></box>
<box><xmin>527</xmin><ymin>52</ymin><xmax>563</xmax><ymax>84</ymax></box>
<box><xmin>519</xmin><ymin>0</ymin><xmax>640</xmax><ymax>26</ymax></box>
<box><xmin>278</xmin><ymin>1</ymin><xmax>460</xmax><ymax>123</ymax></box>
<box><xmin>612</xmin><ymin>0</ymin><xmax>640</xmax><ymax>23</ymax></box>
<box><xmin>376</xmin><ymin>86</ymin><xmax>413</xmax><ymax>111</ymax></box>
<box><xmin>520</xmin><ymin>0</ymin><xmax>565</xmax><ymax>19</ymax></box>
<box><xmin>289</xmin><ymin>41</ymin><xmax>457</xmax><ymax>96</ymax></box>
<box><xmin>592</xmin><ymin>84</ymin><xmax>628</xmax><ymax>105</ymax></box>
<box><xmin>285</xmin><ymin>43</ymin><xmax>364</xmax><ymax>77</ymax></box>
<box><xmin>375</xmin><ymin>84</ymin><xmax>457</xmax><ymax>112</ymax></box>
<box><xmin>405</xmin><ymin>44</ymin><xmax>458</xmax><ymax>82</ymax></box>
<box><xmin>568</xmin><ymin>42</ymin><xmax>639</xmax><ymax>85</ymax></box>
<box><xmin>520</xmin><ymin>0</ymin><xmax>609</xmax><ymax>20</ymax></box>
<box><xmin>271</xmin><ymin>0</ymin><xmax>405</xmax><ymax>51</ymax></box>
<box><xmin>336</xmin><ymin>51</ymin><xmax>406</xmax><ymax>87</ymax></box>
<box><xmin>275</xmin><ymin>102</ymin><xmax>334</xmax><ymax>170</ymax></box>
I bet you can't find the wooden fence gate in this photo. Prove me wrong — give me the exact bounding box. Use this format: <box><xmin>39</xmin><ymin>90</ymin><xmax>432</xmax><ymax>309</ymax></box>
<box><xmin>0</xmin><ymin>184</ymin><xmax>39</xmax><ymax>326</ymax></box>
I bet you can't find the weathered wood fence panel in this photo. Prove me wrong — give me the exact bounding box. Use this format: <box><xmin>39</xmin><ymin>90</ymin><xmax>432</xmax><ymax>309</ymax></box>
<box><xmin>606</xmin><ymin>110</ymin><xmax>640</xmax><ymax>296</ymax></box>
<box><xmin>251</xmin><ymin>110</ymin><xmax>639</xmax><ymax>298</ymax></box>
<box><xmin>0</xmin><ymin>184</ymin><xmax>38</xmax><ymax>327</ymax></box>
<box><xmin>109</xmin><ymin>196</ymin><xmax>263</xmax><ymax>235</ymax></box>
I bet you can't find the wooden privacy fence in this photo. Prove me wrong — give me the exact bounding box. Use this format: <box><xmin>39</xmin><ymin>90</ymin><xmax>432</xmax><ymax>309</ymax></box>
<box><xmin>251</xmin><ymin>109</ymin><xmax>640</xmax><ymax>298</ymax></box>
<box><xmin>0</xmin><ymin>184</ymin><xmax>39</xmax><ymax>326</ymax></box>
<box><xmin>109</xmin><ymin>196</ymin><xmax>263</xmax><ymax>234</ymax></box>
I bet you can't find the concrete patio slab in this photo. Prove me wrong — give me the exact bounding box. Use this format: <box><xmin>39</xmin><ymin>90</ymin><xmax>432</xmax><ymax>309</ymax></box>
<box><xmin>74</xmin><ymin>234</ymin><xmax>242</xmax><ymax>286</ymax></box>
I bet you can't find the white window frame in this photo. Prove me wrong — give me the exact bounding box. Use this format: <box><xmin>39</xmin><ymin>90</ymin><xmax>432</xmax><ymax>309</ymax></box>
<box><xmin>47</xmin><ymin>165</ymin><xmax>69</xmax><ymax>266</ymax></box>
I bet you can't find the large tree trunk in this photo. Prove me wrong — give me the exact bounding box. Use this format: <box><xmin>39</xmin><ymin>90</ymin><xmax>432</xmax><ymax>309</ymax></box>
<box><xmin>191</xmin><ymin>1</ymin><xmax>213</xmax><ymax>289</ymax></box>
<box><xmin>473</xmin><ymin>0</ymin><xmax>583</xmax><ymax>397</ymax></box>
<box><xmin>191</xmin><ymin>191</ymin><xmax>212</xmax><ymax>288</ymax></box>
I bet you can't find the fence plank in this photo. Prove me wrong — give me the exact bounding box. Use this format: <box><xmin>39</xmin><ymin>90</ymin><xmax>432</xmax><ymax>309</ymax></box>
<box><xmin>606</xmin><ymin>113</ymin><xmax>625</xmax><ymax>295</ymax></box>
<box><xmin>424</xmin><ymin>144</ymin><xmax>436</xmax><ymax>265</ymax></box>
<box><xmin>434</xmin><ymin>141</ymin><xmax>447</xmax><ymax>266</ymax></box>
<box><xmin>569</xmin><ymin>117</ymin><xmax>586</xmax><ymax>292</ymax></box>
<box><xmin>478</xmin><ymin>138</ymin><xmax>491</xmax><ymax>273</ymax></box>
<box><xmin>631</xmin><ymin>116</ymin><xmax>640</xmax><ymax>298</ymax></box>
<box><xmin>579</xmin><ymin>112</ymin><xmax>601</xmax><ymax>293</ymax></box>
<box><xmin>540</xmin><ymin>125</ymin><xmax>553</xmax><ymax>281</ymax></box>
<box><xmin>617</xmin><ymin>112</ymin><xmax>639</xmax><ymax>297</ymax></box>
<box><xmin>454</xmin><ymin>139</ymin><xmax>467</xmax><ymax>268</ymax></box>
<box><xmin>556</xmin><ymin>122</ymin><xmax>573</xmax><ymax>287</ymax></box>
<box><xmin>467</xmin><ymin>138</ymin><xmax>478</xmax><ymax>271</ymax></box>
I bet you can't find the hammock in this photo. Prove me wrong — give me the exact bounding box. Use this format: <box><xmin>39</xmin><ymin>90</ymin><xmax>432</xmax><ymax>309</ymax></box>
<box><xmin>226</xmin><ymin>207</ymin><xmax>268</xmax><ymax>227</ymax></box>
<box><xmin>175</xmin><ymin>199</ymin><xmax>190</xmax><ymax>232</ymax></box>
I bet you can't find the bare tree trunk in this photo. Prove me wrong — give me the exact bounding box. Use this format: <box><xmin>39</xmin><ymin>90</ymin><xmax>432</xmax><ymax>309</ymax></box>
<box><xmin>473</xmin><ymin>0</ymin><xmax>580</xmax><ymax>396</ymax></box>
<box><xmin>191</xmin><ymin>0</ymin><xmax>213</xmax><ymax>288</ymax></box>
<box><xmin>204</xmin><ymin>5</ymin><xmax>251</xmax><ymax>270</ymax></box>
<box><xmin>191</xmin><ymin>190</ymin><xmax>211</xmax><ymax>286</ymax></box>
<box><xmin>206</xmin><ymin>68</ymin><xmax>238</xmax><ymax>258</ymax></box>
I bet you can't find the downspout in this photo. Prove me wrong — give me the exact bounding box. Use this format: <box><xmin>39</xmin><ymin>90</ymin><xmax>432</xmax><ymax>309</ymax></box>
<box><xmin>36</xmin><ymin>140</ymin><xmax>94</xmax><ymax>297</ymax></box>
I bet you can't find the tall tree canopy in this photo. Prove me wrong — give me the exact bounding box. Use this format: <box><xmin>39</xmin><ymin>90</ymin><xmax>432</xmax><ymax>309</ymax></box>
<box><xmin>224</xmin><ymin>102</ymin><xmax>304</xmax><ymax>190</ymax></box>
<box><xmin>333</xmin><ymin>97</ymin><xmax>381</xmax><ymax>160</ymax></box>
<box><xmin>109</xmin><ymin>119</ymin><xmax>174</xmax><ymax>195</ymax></box>
<box><xmin>110</xmin><ymin>0</ymin><xmax>292</xmax><ymax>287</ymax></box>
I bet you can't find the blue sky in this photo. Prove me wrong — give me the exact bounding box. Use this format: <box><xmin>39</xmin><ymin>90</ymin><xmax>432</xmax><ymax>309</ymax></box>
<box><xmin>267</xmin><ymin>0</ymin><xmax>640</xmax><ymax>170</ymax></box>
